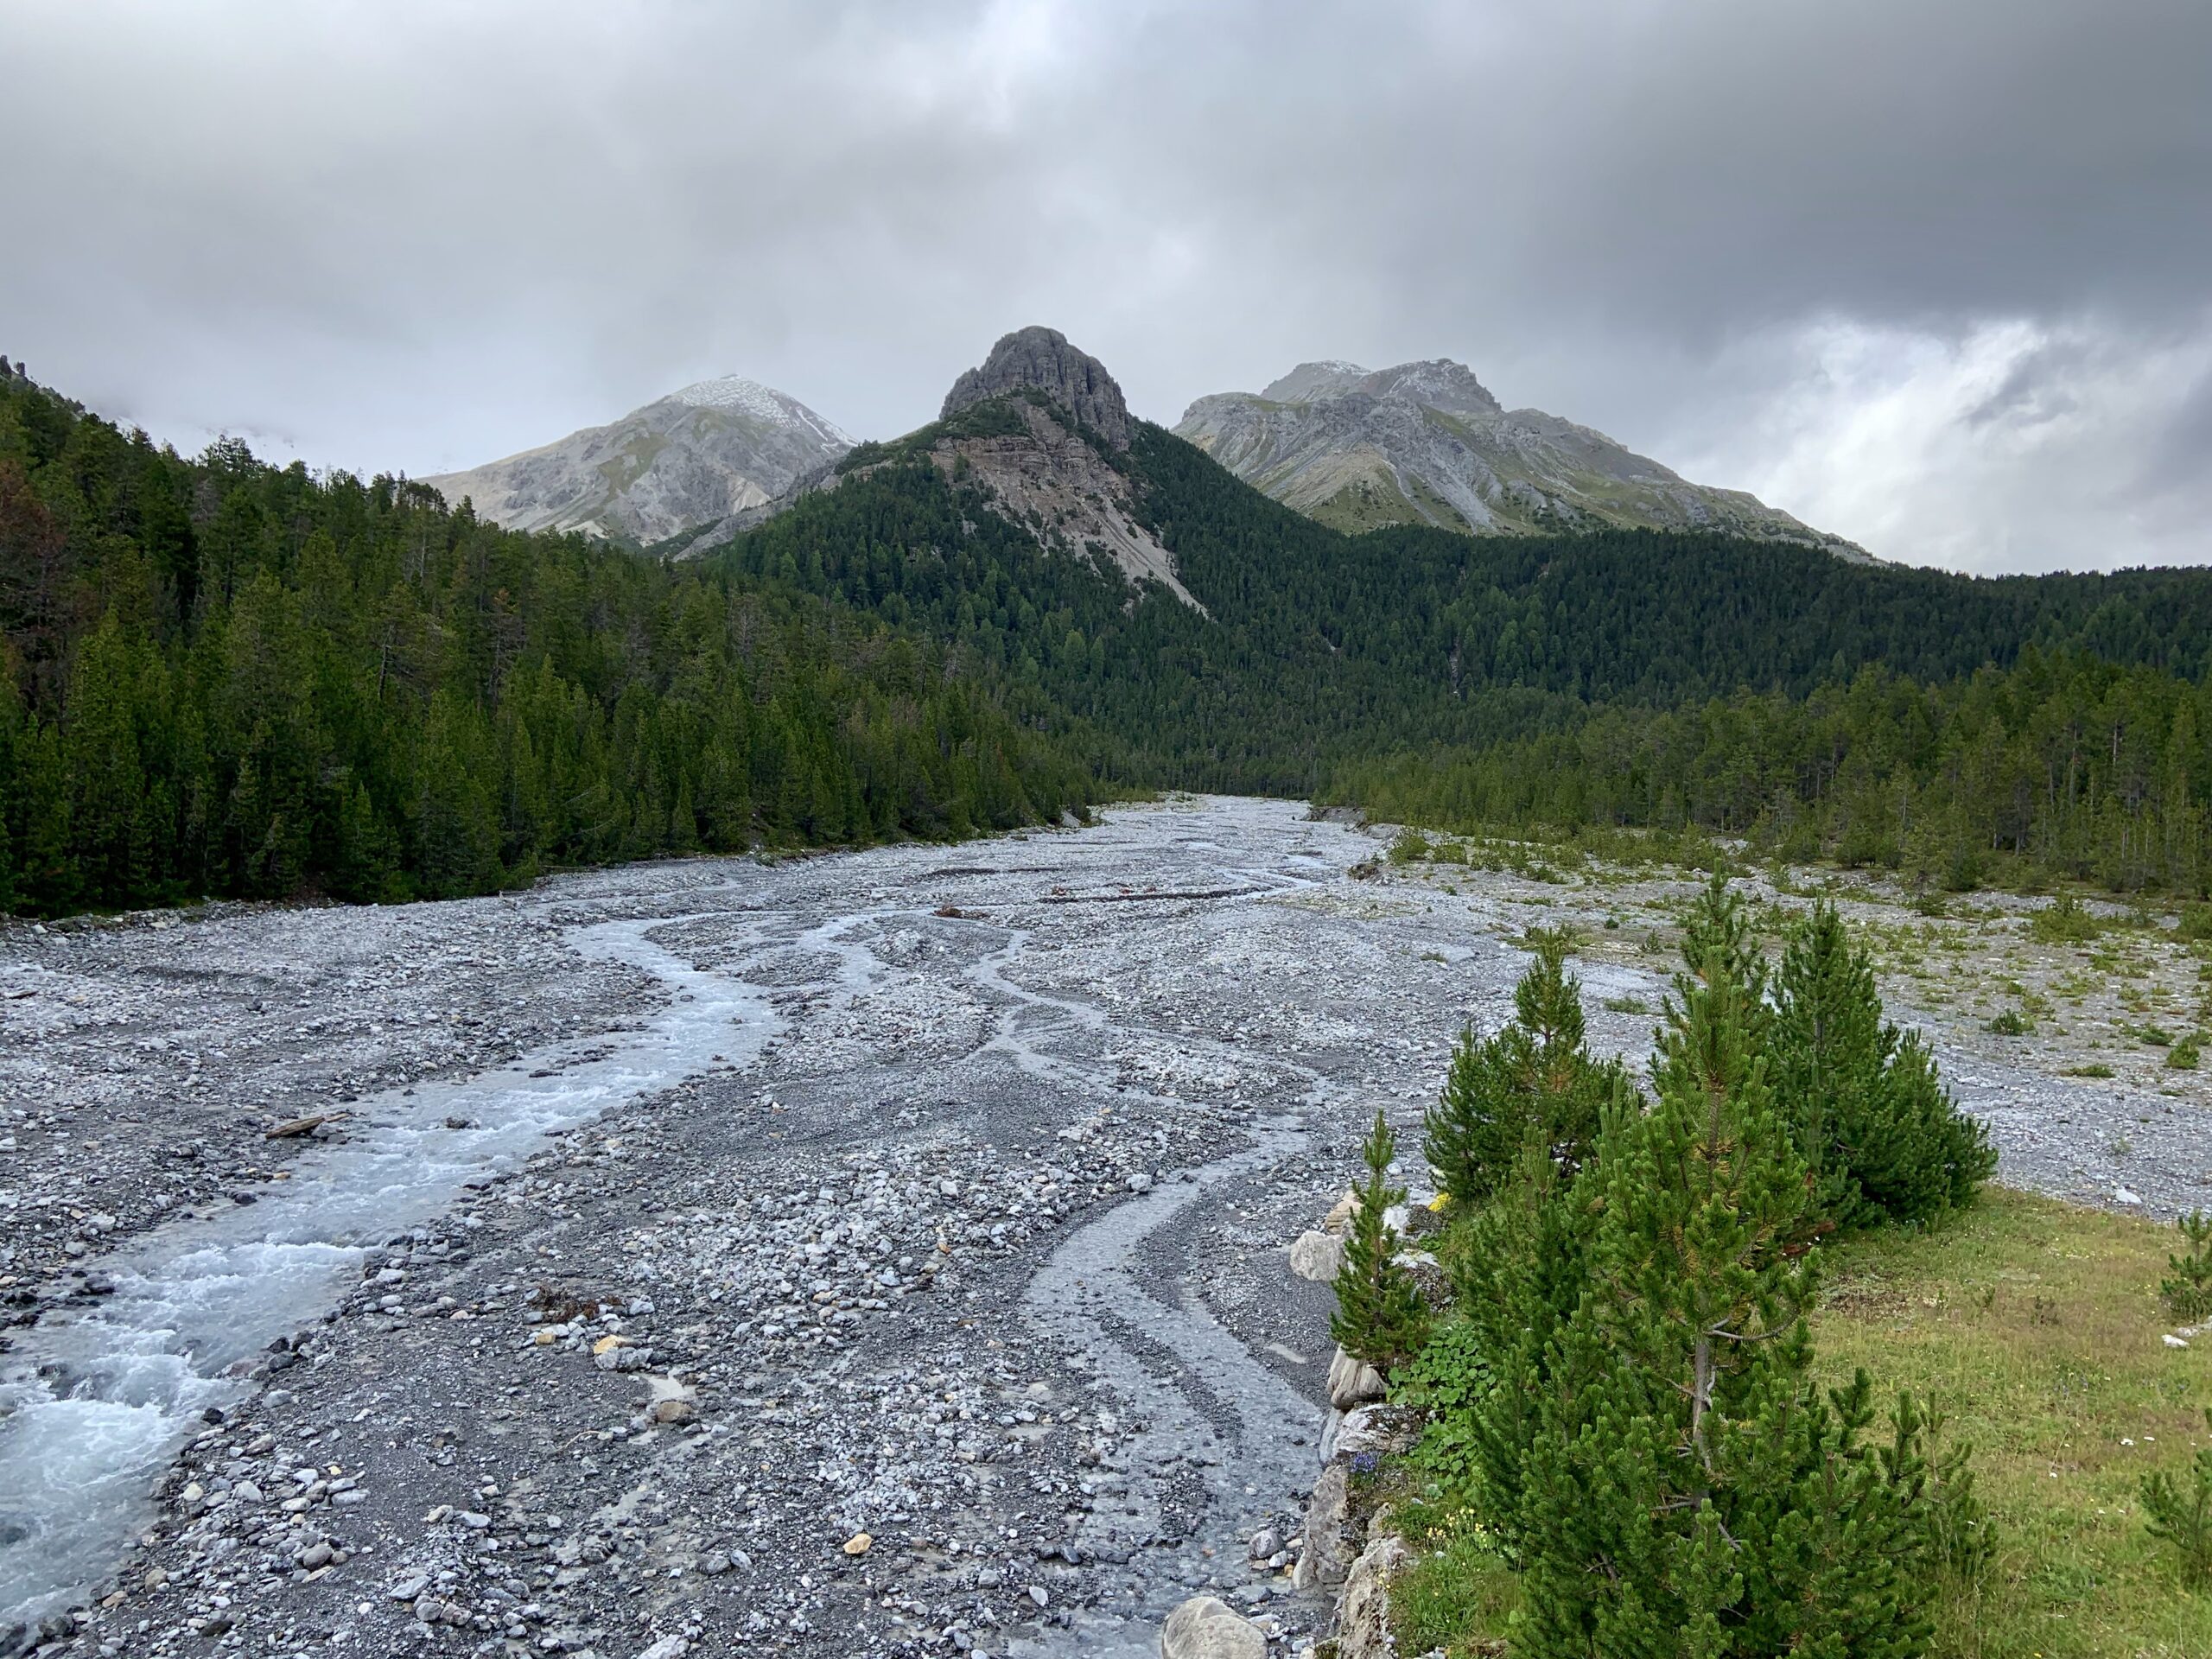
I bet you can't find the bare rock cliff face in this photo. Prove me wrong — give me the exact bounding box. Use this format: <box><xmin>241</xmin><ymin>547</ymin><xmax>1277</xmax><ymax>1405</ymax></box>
<box><xmin>941</xmin><ymin>326</ymin><xmax>1133</xmax><ymax>449</ymax></box>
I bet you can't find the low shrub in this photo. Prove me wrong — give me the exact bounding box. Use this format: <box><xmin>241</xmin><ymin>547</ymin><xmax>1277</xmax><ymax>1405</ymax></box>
<box><xmin>2031</xmin><ymin>894</ymin><xmax>2105</xmax><ymax>944</ymax></box>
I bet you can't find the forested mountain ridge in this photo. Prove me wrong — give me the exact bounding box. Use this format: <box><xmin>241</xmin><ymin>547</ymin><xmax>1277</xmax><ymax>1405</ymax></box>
<box><xmin>710</xmin><ymin>389</ymin><xmax>2212</xmax><ymax>748</ymax></box>
<box><xmin>0</xmin><ymin>368</ymin><xmax>1100</xmax><ymax>917</ymax></box>
<box><xmin>1175</xmin><ymin>355</ymin><xmax>1867</xmax><ymax>556</ymax></box>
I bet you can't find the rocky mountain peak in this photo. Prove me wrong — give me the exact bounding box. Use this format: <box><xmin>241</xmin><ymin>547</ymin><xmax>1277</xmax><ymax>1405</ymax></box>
<box><xmin>1177</xmin><ymin>353</ymin><xmax>1863</xmax><ymax>556</ymax></box>
<box><xmin>1258</xmin><ymin>357</ymin><xmax>1500</xmax><ymax>415</ymax></box>
<box><xmin>940</xmin><ymin>327</ymin><xmax>1132</xmax><ymax>449</ymax></box>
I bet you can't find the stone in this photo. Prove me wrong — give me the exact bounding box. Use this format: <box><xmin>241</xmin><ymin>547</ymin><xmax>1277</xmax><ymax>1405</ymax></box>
<box><xmin>1159</xmin><ymin>1593</ymin><xmax>1266</xmax><ymax>1659</ymax></box>
<box><xmin>1326</xmin><ymin>1344</ymin><xmax>1386</xmax><ymax>1410</ymax></box>
<box><xmin>1337</xmin><ymin>1533</ymin><xmax>1411</xmax><ymax>1659</ymax></box>
<box><xmin>635</xmin><ymin>1637</ymin><xmax>690</xmax><ymax>1659</ymax></box>
<box><xmin>842</xmin><ymin>1532</ymin><xmax>873</xmax><ymax>1556</ymax></box>
<box><xmin>940</xmin><ymin>327</ymin><xmax>1133</xmax><ymax>449</ymax></box>
<box><xmin>1332</xmin><ymin>1404</ymin><xmax>1410</xmax><ymax>1462</ymax></box>
<box><xmin>1293</xmin><ymin>1462</ymin><xmax>1353</xmax><ymax>1590</ymax></box>
<box><xmin>1287</xmin><ymin>1230</ymin><xmax>1343</xmax><ymax>1283</ymax></box>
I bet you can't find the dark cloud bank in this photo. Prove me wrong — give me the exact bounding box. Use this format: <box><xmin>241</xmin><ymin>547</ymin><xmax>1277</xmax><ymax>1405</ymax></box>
<box><xmin>3</xmin><ymin>0</ymin><xmax>2207</xmax><ymax>572</ymax></box>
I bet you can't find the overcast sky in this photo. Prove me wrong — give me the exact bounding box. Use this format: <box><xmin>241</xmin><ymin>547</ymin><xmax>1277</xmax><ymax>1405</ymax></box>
<box><xmin>3</xmin><ymin>0</ymin><xmax>2207</xmax><ymax>573</ymax></box>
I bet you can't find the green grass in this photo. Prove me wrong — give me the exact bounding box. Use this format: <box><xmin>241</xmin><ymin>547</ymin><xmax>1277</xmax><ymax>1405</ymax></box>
<box><xmin>1381</xmin><ymin>1189</ymin><xmax>2212</xmax><ymax>1657</ymax></box>
<box><xmin>1391</xmin><ymin>1531</ymin><xmax>1520</xmax><ymax>1656</ymax></box>
<box><xmin>1809</xmin><ymin>1189</ymin><xmax>2212</xmax><ymax>1659</ymax></box>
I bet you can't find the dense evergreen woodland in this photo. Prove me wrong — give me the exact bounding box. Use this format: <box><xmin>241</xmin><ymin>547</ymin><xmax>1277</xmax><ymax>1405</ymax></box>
<box><xmin>1323</xmin><ymin>652</ymin><xmax>2212</xmax><ymax>893</ymax></box>
<box><xmin>0</xmin><ymin>373</ymin><xmax>1097</xmax><ymax>915</ymax></box>
<box><xmin>10</xmin><ymin>359</ymin><xmax>2212</xmax><ymax>917</ymax></box>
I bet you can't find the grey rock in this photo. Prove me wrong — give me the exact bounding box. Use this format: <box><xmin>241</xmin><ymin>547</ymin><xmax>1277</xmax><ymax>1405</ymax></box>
<box><xmin>1337</xmin><ymin>1533</ymin><xmax>1412</xmax><ymax>1659</ymax></box>
<box><xmin>1158</xmin><ymin>1593</ymin><xmax>1266</xmax><ymax>1659</ymax></box>
<box><xmin>941</xmin><ymin>326</ymin><xmax>1133</xmax><ymax>449</ymax></box>
<box><xmin>1326</xmin><ymin>1344</ymin><xmax>1386</xmax><ymax>1410</ymax></box>
<box><xmin>1294</xmin><ymin>1461</ymin><xmax>1355</xmax><ymax>1590</ymax></box>
<box><xmin>1287</xmin><ymin>1230</ymin><xmax>1343</xmax><ymax>1282</ymax></box>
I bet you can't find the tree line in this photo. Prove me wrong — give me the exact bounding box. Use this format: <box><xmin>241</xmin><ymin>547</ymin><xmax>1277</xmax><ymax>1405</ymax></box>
<box><xmin>0</xmin><ymin>373</ymin><xmax>1099</xmax><ymax>916</ymax></box>
<box><xmin>1323</xmin><ymin>650</ymin><xmax>2212</xmax><ymax>893</ymax></box>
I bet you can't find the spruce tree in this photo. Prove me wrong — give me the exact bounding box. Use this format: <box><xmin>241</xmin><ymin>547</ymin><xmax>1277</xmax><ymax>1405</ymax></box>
<box><xmin>1770</xmin><ymin>900</ymin><xmax>1889</xmax><ymax>1220</ymax></box>
<box><xmin>1332</xmin><ymin>1108</ymin><xmax>1430</xmax><ymax>1373</ymax></box>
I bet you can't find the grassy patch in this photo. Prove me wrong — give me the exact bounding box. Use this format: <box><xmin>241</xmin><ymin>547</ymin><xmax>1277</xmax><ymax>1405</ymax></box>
<box><xmin>1809</xmin><ymin>1188</ymin><xmax>2212</xmax><ymax>1658</ymax></box>
<box><xmin>1385</xmin><ymin>1190</ymin><xmax>2212</xmax><ymax>1656</ymax></box>
<box><xmin>1391</xmin><ymin>1531</ymin><xmax>1520</xmax><ymax>1656</ymax></box>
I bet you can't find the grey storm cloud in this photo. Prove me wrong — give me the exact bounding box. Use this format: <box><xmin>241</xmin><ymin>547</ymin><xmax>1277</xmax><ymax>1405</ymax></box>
<box><xmin>2</xmin><ymin>0</ymin><xmax>2207</xmax><ymax>573</ymax></box>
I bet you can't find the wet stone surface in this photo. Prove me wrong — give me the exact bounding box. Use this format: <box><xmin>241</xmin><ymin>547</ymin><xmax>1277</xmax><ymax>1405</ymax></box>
<box><xmin>2</xmin><ymin>797</ymin><xmax>2202</xmax><ymax>1658</ymax></box>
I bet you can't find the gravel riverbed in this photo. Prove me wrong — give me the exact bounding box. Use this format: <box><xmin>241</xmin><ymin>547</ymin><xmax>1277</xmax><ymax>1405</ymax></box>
<box><xmin>2</xmin><ymin>796</ymin><xmax>2203</xmax><ymax>1658</ymax></box>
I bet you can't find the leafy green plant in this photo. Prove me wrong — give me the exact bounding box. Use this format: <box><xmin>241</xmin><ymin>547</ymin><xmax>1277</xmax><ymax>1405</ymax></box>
<box><xmin>2063</xmin><ymin>1062</ymin><xmax>2116</xmax><ymax>1078</ymax></box>
<box><xmin>2140</xmin><ymin>1410</ymin><xmax>2212</xmax><ymax>1592</ymax></box>
<box><xmin>2168</xmin><ymin>1034</ymin><xmax>2202</xmax><ymax>1071</ymax></box>
<box><xmin>2175</xmin><ymin>903</ymin><xmax>2212</xmax><ymax>943</ymax></box>
<box><xmin>1986</xmin><ymin>1008</ymin><xmax>2035</xmax><ymax>1036</ymax></box>
<box><xmin>2162</xmin><ymin>1211</ymin><xmax>2212</xmax><ymax>1322</ymax></box>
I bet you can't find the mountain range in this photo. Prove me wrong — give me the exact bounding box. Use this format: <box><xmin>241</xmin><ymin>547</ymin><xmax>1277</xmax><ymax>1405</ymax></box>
<box><xmin>428</xmin><ymin>330</ymin><xmax>1859</xmax><ymax>559</ymax></box>
<box><xmin>12</xmin><ymin>338</ymin><xmax>2212</xmax><ymax>923</ymax></box>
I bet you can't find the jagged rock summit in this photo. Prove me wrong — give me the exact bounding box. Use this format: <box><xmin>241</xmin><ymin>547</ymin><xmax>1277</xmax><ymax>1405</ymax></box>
<box><xmin>941</xmin><ymin>326</ymin><xmax>1132</xmax><ymax>449</ymax></box>
<box><xmin>1178</xmin><ymin>356</ymin><xmax>1869</xmax><ymax>559</ymax></box>
<box><xmin>425</xmin><ymin>375</ymin><xmax>852</xmax><ymax>545</ymax></box>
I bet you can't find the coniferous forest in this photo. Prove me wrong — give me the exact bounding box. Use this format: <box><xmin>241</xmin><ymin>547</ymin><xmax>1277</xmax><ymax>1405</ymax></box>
<box><xmin>10</xmin><ymin>359</ymin><xmax>2212</xmax><ymax>917</ymax></box>
<box><xmin>0</xmin><ymin>372</ymin><xmax>1097</xmax><ymax>916</ymax></box>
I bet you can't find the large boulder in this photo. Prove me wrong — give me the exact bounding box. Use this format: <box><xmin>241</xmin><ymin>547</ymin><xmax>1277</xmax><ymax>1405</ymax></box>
<box><xmin>1159</xmin><ymin>1594</ymin><xmax>1266</xmax><ymax>1659</ymax></box>
<box><xmin>941</xmin><ymin>326</ymin><xmax>1133</xmax><ymax>448</ymax></box>
<box><xmin>1289</xmin><ymin>1230</ymin><xmax>1344</xmax><ymax>1282</ymax></box>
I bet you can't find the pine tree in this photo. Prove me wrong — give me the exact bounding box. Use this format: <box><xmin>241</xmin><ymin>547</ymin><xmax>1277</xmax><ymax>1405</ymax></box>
<box><xmin>1511</xmin><ymin>915</ymin><xmax>1942</xmax><ymax>1659</ymax></box>
<box><xmin>1771</xmin><ymin>900</ymin><xmax>1995</xmax><ymax>1229</ymax></box>
<box><xmin>1425</xmin><ymin>931</ymin><xmax>1618</xmax><ymax>1206</ymax></box>
<box><xmin>1332</xmin><ymin>1108</ymin><xmax>1430</xmax><ymax>1373</ymax></box>
<box><xmin>2141</xmin><ymin>1409</ymin><xmax>2212</xmax><ymax>1591</ymax></box>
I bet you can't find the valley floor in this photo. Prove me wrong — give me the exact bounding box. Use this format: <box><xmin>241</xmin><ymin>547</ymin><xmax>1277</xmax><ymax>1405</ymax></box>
<box><xmin>0</xmin><ymin>798</ymin><xmax>2204</xmax><ymax>1658</ymax></box>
